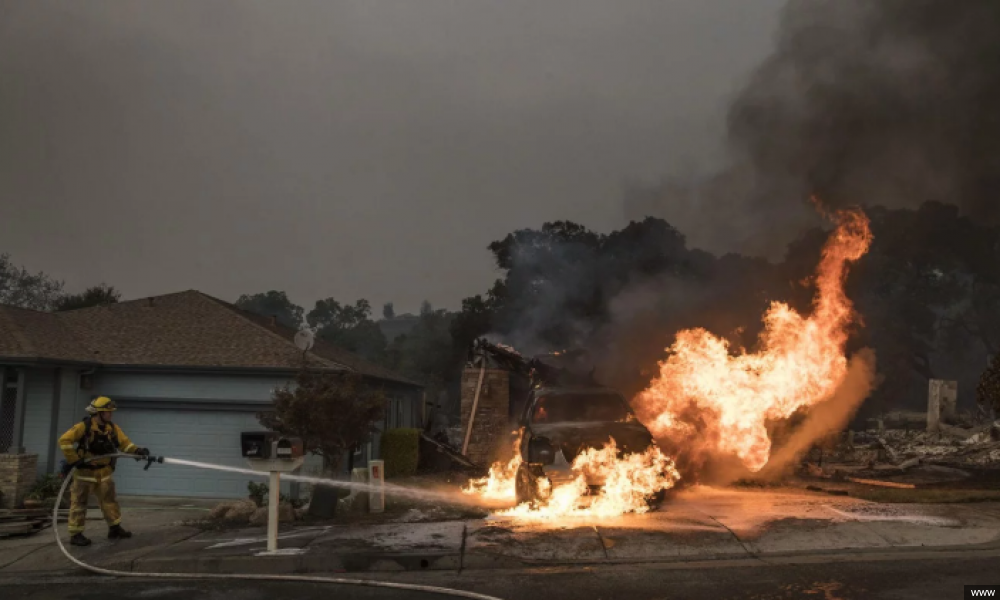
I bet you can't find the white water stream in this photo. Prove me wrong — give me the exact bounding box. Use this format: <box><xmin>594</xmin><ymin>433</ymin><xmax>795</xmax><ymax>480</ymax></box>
<box><xmin>162</xmin><ymin>457</ymin><xmax>479</xmax><ymax>506</ymax></box>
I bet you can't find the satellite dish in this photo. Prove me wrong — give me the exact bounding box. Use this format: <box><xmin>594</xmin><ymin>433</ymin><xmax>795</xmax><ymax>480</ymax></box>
<box><xmin>294</xmin><ymin>328</ymin><xmax>315</xmax><ymax>352</ymax></box>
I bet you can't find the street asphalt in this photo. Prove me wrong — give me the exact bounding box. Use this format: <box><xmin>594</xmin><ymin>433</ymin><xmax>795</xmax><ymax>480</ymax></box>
<box><xmin>4</xmin><ymin>487</ymin><xmax>1000</xmax><ymax>600</ymax></box>
<box><xmin>3</xmin><ymin>553</ymin><xmax>999</xmax><ymax>599</ymax></box>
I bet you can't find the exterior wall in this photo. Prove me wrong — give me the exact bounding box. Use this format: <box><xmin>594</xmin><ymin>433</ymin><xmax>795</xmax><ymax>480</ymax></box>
<box><xmin>97</xmin><ymin>371</ymin><xmax>294</xmax><ymax>404</ymax></box>
<box><xmin>460</xmin><ymin>368</ymin><xmax>510</xmax><ymax>467</ymax></box>
<box><xmin>21</xmin><ymin>367</ymin><xmax>55</xmax><ymax>478</ymax></box>
<box><xmin>56</xmin><ymin>369</ymin><xmax>84</xmax><ymax>444</ymax></box>
<box><xmin>5</xmin><ymin>367</ymin><xmax>422</xmax><ymax>499</ymax></box>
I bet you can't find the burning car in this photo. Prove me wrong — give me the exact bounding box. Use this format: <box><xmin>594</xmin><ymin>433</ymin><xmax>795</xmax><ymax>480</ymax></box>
<box><xmin>514</xmin><ymin>385</ymin><xmax>669</xmax><ymax>507</ymax></box>
<box><xmin>461</xmin><ymin>338</ymin><xmax>679</xmax><ymax>516</ymax></box>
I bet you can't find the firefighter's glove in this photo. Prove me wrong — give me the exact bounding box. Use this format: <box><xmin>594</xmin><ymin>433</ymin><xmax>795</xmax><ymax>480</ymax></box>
<box><xmin>135</xmin><ymin>448</ymin><xmax>151</xmax><ymax>457</ymax></box>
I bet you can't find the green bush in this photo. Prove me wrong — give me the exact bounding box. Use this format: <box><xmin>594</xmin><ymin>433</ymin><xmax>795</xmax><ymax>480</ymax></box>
<box><xmin>29</xmin><ymin>474</ymin><xmax>63</xmax><ymax>500</ymax></box>
<box><xmin>247</xmin><ymin>481</ymin><xmax>268</xmax><ymax>507</ymax></box>
<box><xmin>247</xmin><ymin>481</ymin><xmax>306</xmax><ymax>509</ymax></box>
<box><xmin>380</xmin><ymin>428</ymin><xmax>420</xmax><ymax>478</ymax></box>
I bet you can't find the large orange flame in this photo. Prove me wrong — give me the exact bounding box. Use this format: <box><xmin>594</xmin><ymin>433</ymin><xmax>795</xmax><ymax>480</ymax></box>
<box><xmin>473</xmin><ymin>440</ymin><xmax>679</xmax><ymax>520</ymax></box>
<box><xmin>633</xmin><ymin>208</ymin><xmax>873</xmax><ymax>473</ymax></box>
<box><xmin>463</xmin><ymin>432</ymin><xmax>680</xmax><ymax>518</ymax></box>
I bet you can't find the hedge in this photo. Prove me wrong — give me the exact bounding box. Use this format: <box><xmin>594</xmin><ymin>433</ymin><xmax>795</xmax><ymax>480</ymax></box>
<box><xmin>380</xmin><ymin>428</ymin><xmax>420</xmax><ymax>478</ymax></box>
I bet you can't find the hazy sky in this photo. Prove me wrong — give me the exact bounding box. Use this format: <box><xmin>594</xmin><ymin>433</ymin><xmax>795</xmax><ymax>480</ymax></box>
<box><xmin>0</xmin><ymin>1</ymin><xmax>784</xmax><ymax>313</ymax></box>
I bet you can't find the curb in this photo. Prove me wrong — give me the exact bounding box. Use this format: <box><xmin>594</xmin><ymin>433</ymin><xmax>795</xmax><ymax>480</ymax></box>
<box><xmin>102</xmin><ymin>550</ymin><xmax>525</xmax><ymax>574</ymax></box>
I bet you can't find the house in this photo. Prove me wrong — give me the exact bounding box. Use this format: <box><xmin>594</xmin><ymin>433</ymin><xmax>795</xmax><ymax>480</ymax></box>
<box><xmin>0</xmin><ymin>291</ymin><xmax>423</xmax><ymax>504</ymax></box>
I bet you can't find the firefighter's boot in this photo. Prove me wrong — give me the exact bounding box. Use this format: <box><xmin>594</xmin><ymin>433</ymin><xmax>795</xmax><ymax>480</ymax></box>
<box><xmin>108</xmin><ymin>524</ymin><xmax>132</xmax><ymax>540</ymax></box>
<box><xmin>70</xmin><ymin>533</ymin><xmax>92</xmax><ymax>547</ymax></box>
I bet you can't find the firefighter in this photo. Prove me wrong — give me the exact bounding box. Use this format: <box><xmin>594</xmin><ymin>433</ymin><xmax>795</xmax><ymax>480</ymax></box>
<box><xmin>58</xmin><ymin>396</ymin><xmax>151</xmax><ymax>547</ymax></box>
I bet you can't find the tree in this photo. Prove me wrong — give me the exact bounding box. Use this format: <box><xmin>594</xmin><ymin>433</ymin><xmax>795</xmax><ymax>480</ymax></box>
<box><xmin>420</xmin><ymin>300</ymin><xmax>433</xmax><ymax>316</ymax></box>
<box><xmin>778</xmin><ymin>201</ymin><xmax>1000</xmax><ymax>415</ymax></box>
<box><xmin>0</xmin><ymin>253</ymin><xmax>64</xmax><ymax>311</ymax></box>
<box><xmin>308</xmin><ymin>298</ymin><xmax>387</xmax><ymax>363</ymax></box>
<box><xmin>235</xmin><ymin>291</ymin><xmax>304</xmax><ymax>329</ymax></box>
<box><xmin>382</xmin><ymin>302</ymin><xmax>395</xmax><ymax>320</ymax></box>
<box><xmin>54</xmin><ymin>284</ymin><xmax>122</xmax><ymax>311</ymax></box>
<box><xmin>386</xmin><ymin>307</ymin><xmax>455</xmax><ymax>393</ymax></box>
<box><xmin>450</xmin><ymin>286</ymin><xmax>503</xmax><ymax>354</ymax></box>
<box><xmin>258</xmin><ymin>370</ymin><xmax>386</xmax><ymax>471</ymax></box>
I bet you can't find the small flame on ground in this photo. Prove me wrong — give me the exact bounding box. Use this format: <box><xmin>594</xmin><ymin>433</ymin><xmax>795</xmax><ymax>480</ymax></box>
<box><xmin>632</xmin><ymin>207</ymin><xmax>874</xmax><ymax>473</ymax></box>
<box><xmin>462</xmin><ymin>431</ymin><xmax>524</xmax><ymax>502</ymax></box>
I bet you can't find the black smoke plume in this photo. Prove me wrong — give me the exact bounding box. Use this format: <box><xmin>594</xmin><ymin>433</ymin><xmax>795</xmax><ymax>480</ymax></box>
<box><xmin>628</xmin><ymin>0</ymin><xmax>1000</xmax><ymax>256</ymax></box>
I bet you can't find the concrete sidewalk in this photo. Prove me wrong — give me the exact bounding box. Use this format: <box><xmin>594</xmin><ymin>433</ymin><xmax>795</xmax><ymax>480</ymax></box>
<box><xmin>4</xmin><ymin>487</ymin><xmax>1000</xmax><ymax>576</ymax></box>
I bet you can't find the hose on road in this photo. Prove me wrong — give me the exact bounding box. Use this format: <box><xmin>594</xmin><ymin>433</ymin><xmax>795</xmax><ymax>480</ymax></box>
<box><xmin>54</xmin><ymin>454</ymin><xmax>504</xmax><ymax>600</ymax></box>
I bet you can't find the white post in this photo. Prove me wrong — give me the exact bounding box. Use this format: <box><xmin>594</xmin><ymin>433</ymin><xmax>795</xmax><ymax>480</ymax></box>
<box><xmin>267</xmin><ymin>471</ymin><xmax>280</xmax><ymax>552</ymax></box>
<box><xmin>927</xmin><ymin>379</ymin><xmax>942</xmax><ymax>433</ymax></box>
<box><xmin>368</xmin><ymin>460</ymin><xmax>385</xmax><ymax>513</ymax></box>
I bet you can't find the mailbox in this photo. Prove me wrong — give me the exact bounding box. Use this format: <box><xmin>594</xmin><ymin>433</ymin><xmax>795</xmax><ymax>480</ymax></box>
<box><xmin>240</xmin><ymin>431</ymin><xmax>306</xmax><ymax>554</ymax></box>
<box><xmin>275</xmin><ymin>436</ymin><xmax>304</xmax><ymax>459</ymax></box>
<box><xmin>241</xmin><ymin>432</ymin><xmax>303</xmax><ymax>460</ymax></box>
<box><xmin>241</xmin><ymin>431</ymin><xmax>277</xmax><ymax>459</ymax></box>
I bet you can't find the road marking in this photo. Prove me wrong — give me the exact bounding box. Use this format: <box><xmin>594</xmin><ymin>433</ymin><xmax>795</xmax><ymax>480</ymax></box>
<box><xmin>203</xmin><ymin>526</ymin><xmax>330</xmax><ymax>549</ymax></box>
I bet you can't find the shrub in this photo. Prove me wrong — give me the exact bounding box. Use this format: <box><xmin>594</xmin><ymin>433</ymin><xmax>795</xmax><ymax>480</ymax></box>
<box><xmin>380</xmin><ymin>428</ymin><xmax>420</xmax><ymax>478</ymax></box>
<box><xmin>29</xmin><ymin>474</ymin><xmax>62</xmax><ymax>500</ymax></box>
<box><xmin>247</xmin><ymin>481</ymin><xmax>306</xmax><ymax>508</ymax></box>
<box><xmin>248</xmin><ymin>481</ymin><xmax>268</xmax><ymax>507</ymax></box>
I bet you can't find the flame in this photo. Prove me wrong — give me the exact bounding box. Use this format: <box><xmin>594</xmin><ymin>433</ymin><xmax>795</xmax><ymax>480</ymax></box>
<box><xmin>500</xmin><ymin>440</ymin><xmax>680</xmax><ymax>519</ymax></box>
<box><xmin>465</xmin><ymin>436</ymin><xmax>681</xmax><ymax>519</ymax></box>
<box><xmin>633</xmin><ymin>207</ymin><xmax>873</xmax><ymax>473</ymax></box>
<box><xmin>462</xmin><ymin>430</ymin><xmax>523</xmax><ymax>502</ymax></box>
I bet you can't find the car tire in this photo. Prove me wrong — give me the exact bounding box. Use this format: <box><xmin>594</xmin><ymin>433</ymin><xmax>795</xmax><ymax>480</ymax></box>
<box><xmin>516</xmin><ymin>463</ymin><xmax>550</xmax><ymax>506</ymax></box>
<box><xmin>515</xmin><ymin>463</ymin><xmax>536</xmax><ymax>506</ymax></box>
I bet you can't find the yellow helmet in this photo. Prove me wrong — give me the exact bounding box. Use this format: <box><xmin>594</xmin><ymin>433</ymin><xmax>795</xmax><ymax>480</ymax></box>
<box><xmin>86</xmin><ymin>396</ymin><xmax>117</xmax><ymax>414</ymax></box>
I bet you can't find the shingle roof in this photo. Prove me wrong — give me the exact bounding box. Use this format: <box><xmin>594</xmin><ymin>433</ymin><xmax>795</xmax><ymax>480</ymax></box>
<box><xmin>200</xmin><ymin>294</ymin><xmax>423</xmax><ymax>386</ymax></box>
<box><xmin>0</xmin><ymin>290</ymin><xmax>421</xmax><ymax>387</ymax></box>
<box><xmin>0</xmin><ymin>305</ymin><xmax>93</xmax><ymax>363</ymax></box>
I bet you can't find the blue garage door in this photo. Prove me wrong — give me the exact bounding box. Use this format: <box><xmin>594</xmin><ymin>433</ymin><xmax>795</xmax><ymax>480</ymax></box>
<box><xmin>112</xmin><ymin>408</ymin><xmax>270</xmax><ymax>499</ymax></box>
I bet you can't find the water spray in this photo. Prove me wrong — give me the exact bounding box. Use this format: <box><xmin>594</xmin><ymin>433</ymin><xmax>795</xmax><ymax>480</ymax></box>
<box><xmin>53</xmin><ymin>454</ymin><xmax>505</xmax><ymax>600</ymax></box>
<box><xmin>160</xmin><ymin>457</ymin><xmax>475</xmax><ymax>506</ymax></box>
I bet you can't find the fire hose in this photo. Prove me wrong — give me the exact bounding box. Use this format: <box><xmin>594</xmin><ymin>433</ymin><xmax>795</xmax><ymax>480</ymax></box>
<box><xmin>53</xmin><ymin>453</ymin><xmax>505</xmax><ymax>600</ymax></box>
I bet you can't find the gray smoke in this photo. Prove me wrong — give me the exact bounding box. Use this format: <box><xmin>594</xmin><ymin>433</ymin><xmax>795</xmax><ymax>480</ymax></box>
<box><xmin>629</xmin><ymin>0</ymin><xmax>1000</xmax><ymax>256</ymax></box>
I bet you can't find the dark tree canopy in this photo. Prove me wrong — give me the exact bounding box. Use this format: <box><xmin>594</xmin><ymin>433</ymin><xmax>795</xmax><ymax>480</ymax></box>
<box><xmin>54</xmin><ymin>284</ymin><xmax>122</xmax><ymax>311</ymax></box>
<box><xmin>235</xmin><ymin>291</ymin><xmax>304</xmax><ymax>329</ymax></box>
<box><xmin>0</xmin><ymin>253</ymin><xmax>64</xmax><ymax>311</ymax></box>
<box><xmin>308</xmin><ymin>298</ymin><xmax>387</xmax><ymax>364</ymax></box>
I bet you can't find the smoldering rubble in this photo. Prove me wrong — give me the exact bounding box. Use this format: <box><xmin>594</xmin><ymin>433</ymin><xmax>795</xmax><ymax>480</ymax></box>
<box><xmin>802</xmin><ymin>410</ymin><xmax>1000</xmax><ymax>488</ymax></box>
